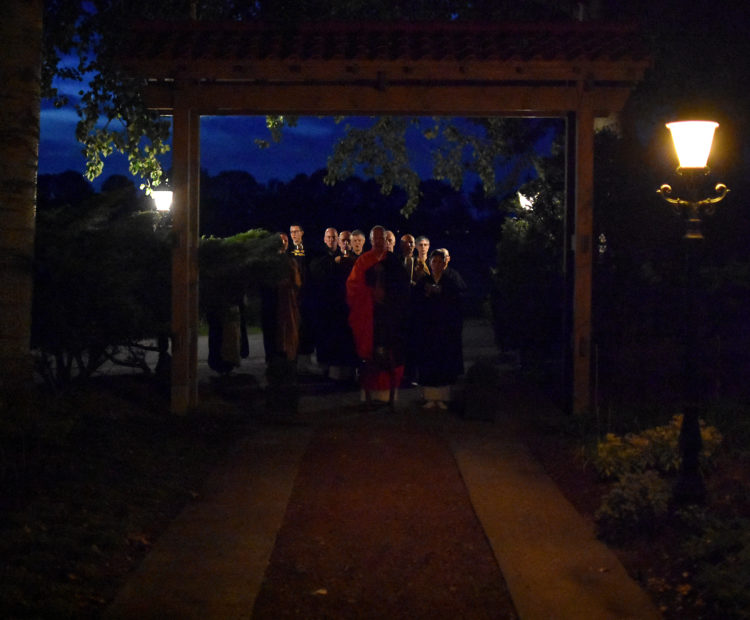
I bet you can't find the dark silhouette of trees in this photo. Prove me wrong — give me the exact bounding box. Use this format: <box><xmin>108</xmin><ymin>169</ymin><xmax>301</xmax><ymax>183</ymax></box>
<box><xmin>37</xmin><ymin>171</ymin><xmax>95</xmax><ymax>211</ymax></box>
<box><xmin>32</xmin><ymin>178</ymin><xmax>170</xmax><ymax>387</ymax></box>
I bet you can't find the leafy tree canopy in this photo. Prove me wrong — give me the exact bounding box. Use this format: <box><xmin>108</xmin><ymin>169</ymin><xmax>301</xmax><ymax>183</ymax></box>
<box><xmin>41</xmin><ymin>0</ymin><xmax>582</xmax><ymax>209</ymax></box>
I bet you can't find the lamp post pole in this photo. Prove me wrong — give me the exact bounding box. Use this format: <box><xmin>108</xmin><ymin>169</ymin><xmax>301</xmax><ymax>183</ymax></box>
<box><xmin>677</xmin><ymin>170</ymin><xmax>706</xmax><ymax>503</ymax></box>
<box><xmin>657</xmin><ymin>120</ymin><xmax>729</xmax><ymax>504</ymax></box>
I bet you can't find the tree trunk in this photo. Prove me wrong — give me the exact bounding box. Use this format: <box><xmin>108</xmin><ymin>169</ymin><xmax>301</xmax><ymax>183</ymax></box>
<box><xmin>0</xmin><ymin>0</ymin><xmax>43</xmax><ymax>398</ymax></box>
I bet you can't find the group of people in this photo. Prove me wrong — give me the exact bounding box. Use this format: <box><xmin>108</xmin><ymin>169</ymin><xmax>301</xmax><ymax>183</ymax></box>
<box><xmin>262</xmin><ymin>223</ymin><xmax>468</xmax><ymax>410</ymax></box>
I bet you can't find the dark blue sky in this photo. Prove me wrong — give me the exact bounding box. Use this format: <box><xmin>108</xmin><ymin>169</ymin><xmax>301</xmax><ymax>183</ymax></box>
<box><xmin>38</xmin><ymin>72</ymin><xmax>534</xmax><ymax>191</ymax></box>
<box><xmin>39</xmin><ymin>81</ymin><xmax>436</xmax><ymax>189</ymax></box>
<box><xmin>39</xmin><ymin>110</ymin><xmax>405</xmax><ymax>187</ymax></box>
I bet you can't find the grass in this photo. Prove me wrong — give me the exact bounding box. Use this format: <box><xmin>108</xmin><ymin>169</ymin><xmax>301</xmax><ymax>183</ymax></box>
<box><xmin>0</xmin><ymin>375</ymin><xmax>255</xmax><ymax>618</ymax></box>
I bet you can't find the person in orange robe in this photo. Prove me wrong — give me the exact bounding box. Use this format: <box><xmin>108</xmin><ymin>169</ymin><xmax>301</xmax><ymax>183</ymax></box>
<box><xmin>346</xmin><ymin>225</ymin><xmax>410</xmax><ymax>408</ymax></box>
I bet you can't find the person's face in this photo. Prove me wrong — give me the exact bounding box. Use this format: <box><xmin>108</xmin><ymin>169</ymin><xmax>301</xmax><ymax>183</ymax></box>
<box><xmin>371</xmin><ymin>228</ymin><xmax>386</xmax><ymax>252</ymax></box>
<box><xmin>430</xmin><ymin>253</ymin><xmax>446</xmax><ymax>276</ymax></box>
<box><xmin>324</xmin><ymin>228</ymin><xmax>338</xmax><ymax>251</ymax></box>
<box><xmin>400</xmin><ymin>235</ymin><xmax>415</xmax><ymax>257</ymax></box>
<box><xmin>289</xmin><ymin>226</ymin><xmax>303</xmax><ymax>245</ymax></box>
<box><xmin>351</xmin><ymin>234</ymin><xmax>365</xmax><ymax>254</ymax></box>
<box><xmin>279</xmin><ymin>233</ymin><xmax>289</xmax><ymax>252</ymax></box>
<box><xmin>338</xmin><ymin>231</ymin><xmax>351</xmax><ymax>253</ymax></box>
<box><xmin>385</xmin><ymin>232</ymin><xmax>396</xmax><ymax>252</ymax></box>
<box><xmin>417</xmin><ymin>238</ymin><xmax>430</xmax><ymax>258</ymax></box>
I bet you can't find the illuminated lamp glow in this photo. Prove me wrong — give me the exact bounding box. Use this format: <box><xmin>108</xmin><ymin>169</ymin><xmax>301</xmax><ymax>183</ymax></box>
<box><xmin>666</xmin><ymin>121</ymin><xmax>718</xmax><ymax>169</ymax></box>
<box><xmin>152</xmin><ymin>190</ymin><xmax>173</xmax><ymax>212</ymax></box>
<box><xmin>517</xmin><ymin>191</ymin><xmax>535</xmax><ymax>211</ymax></box>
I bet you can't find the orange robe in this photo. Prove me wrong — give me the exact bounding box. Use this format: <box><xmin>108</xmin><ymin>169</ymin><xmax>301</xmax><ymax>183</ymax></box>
<box><xmin>346</xmin><ymin>249</ymin><xmax>409</xmax><ymax>392</ymax></box>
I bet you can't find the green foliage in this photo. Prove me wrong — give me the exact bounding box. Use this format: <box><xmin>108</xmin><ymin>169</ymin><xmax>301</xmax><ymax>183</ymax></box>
<box><xmin>594</xmin><ymin>470</ymin><xmax>671</xmax><ymax>542</ymax></box>
<box><xmin>198</xmin><ymin>230</ymin><xmax>288</xmax><ymax>313</ymax></box>
<box><xmin>42</xmin><ymin>1</ymin><xmax>574</xmax><ymax>209</ymax></box>
<box><xmin>325</xmin><ymin>116</ymin><xmax>555</xmax><ymax>215</ymax></box>
<box><xmin>32</xmin><ymin>187</ymin><xmax>170</xmax><ymax>387</ymax></box>
<box><xmin>254</xmin><ymin>115</ymin><xmax>299</xmax><ymax>148</ymax></box>
<box><xmin>325</xmin><ymin>116</ymin><xmax>423</xmax><ymax>215</ymax></box>
<box><xmin>593</xmin><ymin>415</ymin><xmax>723</xmax><ymax>480</ymax></box>
<box><xmin>681</xmin><ymin>516</ymin><xmax>750</xmax><ymax>619</ymax></box>
<box><xmin>490</xmin><ymin>128</ymin><xmax>565</xmax><ymax>362</ymax></box>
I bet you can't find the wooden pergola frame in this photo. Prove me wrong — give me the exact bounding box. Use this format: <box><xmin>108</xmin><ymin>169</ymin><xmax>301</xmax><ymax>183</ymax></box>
<box><xmin>118</xmin><ymin>21</ymin><xmax>651</xmax><ymax>414</ymax></box>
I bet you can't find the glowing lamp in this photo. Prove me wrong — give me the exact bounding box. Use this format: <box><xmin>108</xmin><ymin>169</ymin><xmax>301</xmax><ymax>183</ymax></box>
<box><xmin>666</xmin><ymin>121</ymin><xmax>718</xmax><ymax>169</ymax></box>
<box><xmin>517</xmin><ymin>192</ymin><xmax>534</xmax><ymax>211</ymax></box>
<box><xmin>152</xmin><ymin>190</ymin><xmax>173</xmax><ymax>212</ymax></box>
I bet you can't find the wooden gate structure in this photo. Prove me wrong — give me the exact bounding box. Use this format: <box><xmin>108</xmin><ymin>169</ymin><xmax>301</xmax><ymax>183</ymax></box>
<box><xmin>117</xmin><ymin>21</ymin><xmax>650</xmax><ymax>414</ymax></box>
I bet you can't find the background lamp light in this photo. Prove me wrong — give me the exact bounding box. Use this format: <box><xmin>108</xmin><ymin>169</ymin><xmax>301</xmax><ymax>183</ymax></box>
<box><xmin>517</xmin><ymin>191</ymin><xmax>535</xmax><ymax>211</ymax></box>
<box><xmin>152</xmin><ymin>190</ymin><xmax>173</xmax><ymax>212</ymax></box>
<box><xmin>666</xmin><ymin>121</ymin><xmax>719</xmax><ymax>169</ymax></box>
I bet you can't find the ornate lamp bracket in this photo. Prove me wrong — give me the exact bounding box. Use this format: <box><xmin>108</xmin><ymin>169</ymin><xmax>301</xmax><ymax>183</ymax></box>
<box><xmin>657</xmin><ymin>177</ymin><xmax>729</xmax><ymax>239</ymax></box>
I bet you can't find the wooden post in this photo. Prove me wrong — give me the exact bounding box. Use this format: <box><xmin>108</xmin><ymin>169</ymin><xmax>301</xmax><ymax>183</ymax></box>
<box><xmin>170</xmin><ymin>103</ymin><xmax>200</xmax><ymax>413</ymax></box>
<box><xmin>561</xmin><ymin>113</ymin><xmax>576</xmax><ymax>415</ymax></box>
<box><xmin>572</xmin><ymin>95</ymin><xmax>594</xmax><ymax>414</ymax></box>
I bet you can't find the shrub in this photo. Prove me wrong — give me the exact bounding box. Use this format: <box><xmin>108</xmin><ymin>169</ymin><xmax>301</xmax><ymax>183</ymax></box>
<box><xmin>593</xmin><ymin>415</ymin><xmax>723</xmax><ymax>480</ymax></box>
<box><xmin>681</xmin><ymin>517</ymin><xmax>750</xmax><ymax>619</ymax></box>
<box><xmin>595</xmin><ymin>471</ymin><xmax>671</xmax><ymax>542</ymax></box>
<box><xmin>32</xmin><ymin>191</ymin><xmax>170</xmax><ymax>388</ymax></box>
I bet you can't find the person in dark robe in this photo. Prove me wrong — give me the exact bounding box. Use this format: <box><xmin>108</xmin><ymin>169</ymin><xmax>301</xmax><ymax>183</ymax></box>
<box><xmin>399</xmin><ymin>233</ymin><xmax>419</xmax><ymax>386</ymax></box>
<box><xmin>288</xmin><ymin>223</ymin><xmax>315</xmax><ymax>371</ymax></box>
<box><xmin>261</xmin><ymin>233</ymin><xmax>302</xmax><ymax>413</ymax></box>
<box><xmin>261</xmin><ymin>233</ymin><xmax>301</xmax><ymax>364</ymax></box>
<box><xmin>350</xmin><ymin>229</ymin><xmax>366</xmax><ymax>258</ymax></box>
<box><xmin>413</xmin><ymin>248</ymin><xmax>467</xmax><ymax>409</ymax></box>
<box><xmin>413</xmin><ymin>235</ymin><xmax>431</xmax><ymax>284</ymax></box>
<box><xmin>336</xmin><ymin>230</ymin><xmax>357</xmax><ymax>277</ymax></box>
<box><xmin>310</xmin><ymin>227</ymin><xmax>354</xmax><ymax>376</ymax></box>
<box><xmin>346</xmin><ymin>225</ymin><xmax>410</xmax><ymax>409</ymax></box>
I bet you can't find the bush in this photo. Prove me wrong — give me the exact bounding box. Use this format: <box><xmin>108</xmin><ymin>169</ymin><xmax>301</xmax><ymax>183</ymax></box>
<box><xmin>32</xmin><ymin>189</ymin><xmax>170</xmax><ymax>388</ymax></box>
<box><xmin>594</xmin><ymin>470</ymin><xmax>671</xmax><ymax>542</ymax></box>
<box><xmin>681</xmin><ymin>516</ymin><xmax>750</xmax><ymax>619</ymax></box>
<box><xmin>593</xmin><ymin>415</ymin><xmax>723</xmax><ymax>480</ymax></box>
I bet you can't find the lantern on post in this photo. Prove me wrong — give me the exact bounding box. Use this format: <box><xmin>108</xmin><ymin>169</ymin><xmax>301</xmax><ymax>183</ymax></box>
<box><xmin>152</xmin><ymin>189</ymin><xmax>173</xmax><ymax>212</ymax></box>
<box><xmin>657</xmin><ymin>120</ymin><xmax>729</xmax><ymax>504</ymax></box>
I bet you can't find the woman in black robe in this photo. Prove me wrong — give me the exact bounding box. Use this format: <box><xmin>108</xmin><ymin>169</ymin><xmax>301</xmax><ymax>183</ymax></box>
<box><xmin>414</xmin><ymin>248</ymin><xmax>467</xmax><ymax>408</ymax></box>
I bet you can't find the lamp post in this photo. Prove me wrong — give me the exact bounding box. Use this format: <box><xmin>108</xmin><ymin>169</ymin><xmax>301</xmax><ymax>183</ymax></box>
<box><xmin>657</xmin><ymin>120</ymin><xmax>729</xmax><ymax>504</ymax></box>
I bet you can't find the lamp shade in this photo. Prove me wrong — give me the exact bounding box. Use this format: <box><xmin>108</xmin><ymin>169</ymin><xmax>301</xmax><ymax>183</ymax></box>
<box><xmin>666</xmin><ymin>120</ymin><xmax>718</xmax><ymax>169</ymax></box>
<box><xmin>152</xmin><ymin>190</ymin><xmax>173</xmax><ymax>212</ymax></box>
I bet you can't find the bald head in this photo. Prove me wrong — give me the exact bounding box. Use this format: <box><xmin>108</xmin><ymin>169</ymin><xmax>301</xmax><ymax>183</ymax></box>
<box><xmin>400</xmin><ymin>234</ymin><xmax>415</xmax><ymax>258</ymax></box>
<box><xmin>370</xmin><ymin>225</ymin><xmax>386</xmax><ymax>252</ymax></box>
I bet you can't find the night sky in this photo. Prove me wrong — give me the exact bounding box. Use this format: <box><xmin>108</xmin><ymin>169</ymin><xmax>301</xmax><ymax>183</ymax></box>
<box><xmin>40</xmin><ymin>82</ymin><xmax>440</xmax><ymax>189</ymax></box>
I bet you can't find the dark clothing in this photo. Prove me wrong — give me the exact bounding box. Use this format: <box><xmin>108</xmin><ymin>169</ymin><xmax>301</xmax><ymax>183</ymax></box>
<box><xmin>414</xmin><ymin>268</ymin><xmax>467</xmax><ymax>386</ymax></box>
<box><xmin>309</xmin><ymin>249</ymin><xmax>357</xmax><ymax>366</ymax></box>
<box><xmin>261</xmin><ymin>255</ymin><xmax>301</xmax><ymax>363</ymax></box>
<box><xmin>366</xmin><ymin>252</ymin><xmax>411</xmax><ymax>368</ymax></box>
<box><xmin>337</xmin><ymin>253</ymin><xmax>357</xmax><ymax>279</ymax></box>
<box><xmin>288</xmin><ymin>244</ymin><xmax>315</xmax><ymax>355</ymax></box>
<box><xmin>346</xmin><ymin>249</ymin><xmax>410</xmax><ymax>392</ymax></box>
<box><xmin>207</xmin><ymin>302</ymin><xmax>249</xmax><ymax>374</ymax></box>
<box><xmin>412</xmin><ymin>257</ymin><xmax>430</xmax><ymax>284</ymax></box>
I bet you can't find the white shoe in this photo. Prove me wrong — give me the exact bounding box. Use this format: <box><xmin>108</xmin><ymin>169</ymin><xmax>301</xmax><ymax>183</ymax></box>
<box><xmin>436</xmin><ymin>401</ymin><xmax>448</xmax><ymax>410</ymax></box>
<box><xmin>422</xmin><ymin>400</ymin><xmax>436</xmax><ymax>409</ymax></box>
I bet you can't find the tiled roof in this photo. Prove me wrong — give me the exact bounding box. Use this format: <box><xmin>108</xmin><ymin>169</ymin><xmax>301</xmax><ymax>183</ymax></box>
<box><xmin>117</xmin><ymin>21</ymin><xmax>651</xmax><ymax>84</ymax></box>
